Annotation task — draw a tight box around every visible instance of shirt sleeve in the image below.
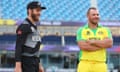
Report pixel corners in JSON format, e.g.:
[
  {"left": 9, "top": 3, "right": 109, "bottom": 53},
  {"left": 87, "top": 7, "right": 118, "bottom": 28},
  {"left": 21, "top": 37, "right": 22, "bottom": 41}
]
[
  {"left": 15, "top": 24, "right": 32, "bottom": 62},
  {"left": 76, "top": 27, "right": 84, "bottom": 41},
  {"left": 106, "top": 27, "right": 112, "bottom": 39}
]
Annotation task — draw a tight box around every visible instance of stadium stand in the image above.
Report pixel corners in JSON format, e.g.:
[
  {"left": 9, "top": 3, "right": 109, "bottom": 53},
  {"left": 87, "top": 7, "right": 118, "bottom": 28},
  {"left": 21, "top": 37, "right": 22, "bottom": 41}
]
[
  {"left": 5, "top": 19, "right": 16, "bottom": 25},
  {"left": 1, "top": 0, "right": 90, "bottom": 21},
  {"left": 0, "top": 19, "right": 4, "bottom": 25},
  {"left": 1, "top": 0, "right": 120, "bottom": 21},
  {"left": 97, "top": 0, "right": 120, "bottom": 21}
]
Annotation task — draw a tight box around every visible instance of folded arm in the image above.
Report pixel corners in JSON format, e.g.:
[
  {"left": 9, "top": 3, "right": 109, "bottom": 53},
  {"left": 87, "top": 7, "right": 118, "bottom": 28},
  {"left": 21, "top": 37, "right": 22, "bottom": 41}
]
[
  {"left": 87, "top": 38, "right": 113, "bottom": 48},
  {"left": 77, "top": 40, "right": 101, "bottom": 51}
]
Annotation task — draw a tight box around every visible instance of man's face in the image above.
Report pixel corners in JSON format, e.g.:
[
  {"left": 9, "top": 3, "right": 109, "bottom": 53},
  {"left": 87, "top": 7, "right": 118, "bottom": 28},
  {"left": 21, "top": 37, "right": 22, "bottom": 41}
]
[
  {"left": 87, "top": 9, "right": 100, "bottom": 25},
  {"left": 29, "top": 8, "right": 41, "bottom": 21}
]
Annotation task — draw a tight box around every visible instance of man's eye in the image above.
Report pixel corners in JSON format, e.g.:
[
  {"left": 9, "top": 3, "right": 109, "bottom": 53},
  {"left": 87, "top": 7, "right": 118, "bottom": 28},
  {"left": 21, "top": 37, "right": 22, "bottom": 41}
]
[{"left": 97, "top": 14, "right": 99, "bottom": 16}]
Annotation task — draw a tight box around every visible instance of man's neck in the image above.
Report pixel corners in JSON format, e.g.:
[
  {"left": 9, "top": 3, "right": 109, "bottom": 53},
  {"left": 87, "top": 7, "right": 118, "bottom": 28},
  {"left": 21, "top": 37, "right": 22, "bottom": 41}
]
[
  {"left": 88, "top": 22, "right": 98, "bottom": 29},
  {"left": 27, "top": 16, "right": 35, "bottom": 24}
]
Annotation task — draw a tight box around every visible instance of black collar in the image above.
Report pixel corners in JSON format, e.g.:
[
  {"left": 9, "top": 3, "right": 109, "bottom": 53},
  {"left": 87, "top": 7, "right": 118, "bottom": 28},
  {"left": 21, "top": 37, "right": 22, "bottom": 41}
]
[{"left": 26, "top": 18, "right": 37, "bottom": 29}]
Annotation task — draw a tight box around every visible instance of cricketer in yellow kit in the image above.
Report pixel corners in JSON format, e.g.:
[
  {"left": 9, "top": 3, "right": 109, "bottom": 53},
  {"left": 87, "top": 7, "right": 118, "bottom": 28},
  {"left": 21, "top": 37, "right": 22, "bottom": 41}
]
[{"left": 76, "top": 7, "right": 113, "bottom": 72}]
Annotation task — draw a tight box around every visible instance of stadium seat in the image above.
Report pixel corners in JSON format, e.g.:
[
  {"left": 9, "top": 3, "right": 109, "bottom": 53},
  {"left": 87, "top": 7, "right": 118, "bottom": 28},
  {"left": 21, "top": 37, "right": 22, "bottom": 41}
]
[
  {"left": 5, "top": 19, "right": 16, "bottom": 25},
  {"left": 0, "top": 0, "right": 120, "bottom": 21},
  {"left": 0, "top": 19, "right": 4, "bottom": 25},
  {"left": 0, "top": 0, "right": 90, "bottom": 21},
  {"left": 97, "top": 0, "right": 120, "bottom": 21}
]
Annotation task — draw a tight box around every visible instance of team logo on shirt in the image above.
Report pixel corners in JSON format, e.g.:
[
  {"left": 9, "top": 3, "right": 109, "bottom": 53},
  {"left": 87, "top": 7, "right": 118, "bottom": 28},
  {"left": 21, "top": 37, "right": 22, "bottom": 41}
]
[
  {"left": 82, "top": 29, "right": 94, "bottom": 40},
  {"left": 98, "top": 31, "right": 103, "bottom": 35},
  {"left": 86, "top": 31, "right": 91, "bottom": 35}
]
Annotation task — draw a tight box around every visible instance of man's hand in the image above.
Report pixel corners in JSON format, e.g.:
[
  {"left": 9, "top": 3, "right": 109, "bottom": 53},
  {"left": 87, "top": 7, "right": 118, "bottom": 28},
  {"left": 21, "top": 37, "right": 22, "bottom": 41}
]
[
  {"left": 86, "top": 40, "right": 96, "bottom": 45},
  {"left": 39, "top": 64, "right": 44, "bottom": 72},
  {"left": 14, "top": 62, "right": 22, "bottom": 72},
  {"left": 15, "top": 67, "right": 22, "bottom": 72}
]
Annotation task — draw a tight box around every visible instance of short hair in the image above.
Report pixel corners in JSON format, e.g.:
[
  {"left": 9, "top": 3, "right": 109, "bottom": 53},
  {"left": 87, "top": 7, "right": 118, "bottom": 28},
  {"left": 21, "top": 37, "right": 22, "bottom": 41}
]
[{"left": 87, "top": 7, "right": 97, "bottom": 15}]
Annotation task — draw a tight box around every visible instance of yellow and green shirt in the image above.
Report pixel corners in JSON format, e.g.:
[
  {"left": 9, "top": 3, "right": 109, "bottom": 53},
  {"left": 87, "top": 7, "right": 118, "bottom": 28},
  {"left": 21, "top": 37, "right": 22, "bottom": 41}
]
[{"left": 76, "top": 24, "right": 112, "bottom": 62}]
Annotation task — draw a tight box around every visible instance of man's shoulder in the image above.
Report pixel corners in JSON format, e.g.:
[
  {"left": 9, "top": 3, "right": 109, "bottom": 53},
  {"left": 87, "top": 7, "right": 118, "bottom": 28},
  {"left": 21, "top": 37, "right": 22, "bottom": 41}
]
[
  {"left": 76, "top": 26, "right": 85, "bottom": 35},
  {"left": 18, "top": 20, "right": 30, "bottom": 29},
  {"left": 17, "top": 24, "right": 30, "bottom": 31},
  {"left": 16, "top": 20, "right": 32, "bottom": 33},
  {"left": 100, "top": 26, "right": 111, "bottom": 31},
  {"left": 77, "top": 25, "right": 86, "bottom": 31},
  {"left": 77, "top": 27, "right": 83, "bottom": 32},
  {"left": 22, "top": 20, "right": 29, "bottom": 25}
]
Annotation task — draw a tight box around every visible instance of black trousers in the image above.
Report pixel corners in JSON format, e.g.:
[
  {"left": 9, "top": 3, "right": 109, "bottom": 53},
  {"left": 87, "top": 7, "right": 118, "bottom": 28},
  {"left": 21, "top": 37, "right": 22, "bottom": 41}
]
[{"left": 21, "top": 56, "right": 39, "bottom": 72}]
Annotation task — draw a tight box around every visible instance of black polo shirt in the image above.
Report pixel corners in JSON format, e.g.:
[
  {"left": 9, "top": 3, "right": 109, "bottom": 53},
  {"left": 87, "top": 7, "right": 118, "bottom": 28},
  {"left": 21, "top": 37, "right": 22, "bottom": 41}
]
[{"left": 15, "top": 18, "right": 41, "bottom": 62}]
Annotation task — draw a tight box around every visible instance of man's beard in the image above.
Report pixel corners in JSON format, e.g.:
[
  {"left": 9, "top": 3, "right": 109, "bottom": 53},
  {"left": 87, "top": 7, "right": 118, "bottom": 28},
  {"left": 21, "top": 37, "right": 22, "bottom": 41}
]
[
  {"left": 31, "top": 14, "right": 39, "bottom": 22},
  {"left": 91, "top": 21, "right": 98, "bottom": 25},
  {"left": 90, "top": 20, "right": 99, "bottom": 25}
]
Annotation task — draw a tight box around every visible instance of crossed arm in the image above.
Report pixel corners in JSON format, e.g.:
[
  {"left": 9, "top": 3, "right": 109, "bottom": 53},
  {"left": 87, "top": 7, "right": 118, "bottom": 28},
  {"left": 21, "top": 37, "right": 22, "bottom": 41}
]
[
  {"left": 87, "top": 38, "right": 113, "bottom": 48},
  {"left": 77, "top": 38, "right": 113, "bottom": 52}
]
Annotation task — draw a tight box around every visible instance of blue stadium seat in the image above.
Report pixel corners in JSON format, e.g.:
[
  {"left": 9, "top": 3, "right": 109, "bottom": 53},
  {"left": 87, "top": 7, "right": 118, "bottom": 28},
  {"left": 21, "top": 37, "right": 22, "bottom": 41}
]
[
  {"left": 0, "top": 0, "right": 90, "bottom": 21},
  {"left": 1, "top": 0, "right": 120, "bottom": 21},
  {"left": 97, "top": 0, "right": 120, "bottom": 21}
]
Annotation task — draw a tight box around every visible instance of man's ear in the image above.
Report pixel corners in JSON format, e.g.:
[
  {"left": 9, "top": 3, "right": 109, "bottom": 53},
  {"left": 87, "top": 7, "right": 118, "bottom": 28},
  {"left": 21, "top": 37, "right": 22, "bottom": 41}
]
[{"left": 28, "top": 9, "right": 32, "bottom": 16}]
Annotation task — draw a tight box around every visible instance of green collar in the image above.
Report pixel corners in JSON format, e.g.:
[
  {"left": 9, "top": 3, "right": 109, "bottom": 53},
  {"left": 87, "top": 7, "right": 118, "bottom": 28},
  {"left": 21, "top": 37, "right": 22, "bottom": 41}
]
[{"left": 84, "top": 24, "right": 102, "bottom": 29}]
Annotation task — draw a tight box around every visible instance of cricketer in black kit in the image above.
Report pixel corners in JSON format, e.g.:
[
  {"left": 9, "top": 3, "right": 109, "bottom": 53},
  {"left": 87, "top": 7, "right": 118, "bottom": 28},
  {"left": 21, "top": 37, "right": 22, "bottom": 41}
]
[{"left": 15, "top": 1, "right": 46, "bottom": 72}]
